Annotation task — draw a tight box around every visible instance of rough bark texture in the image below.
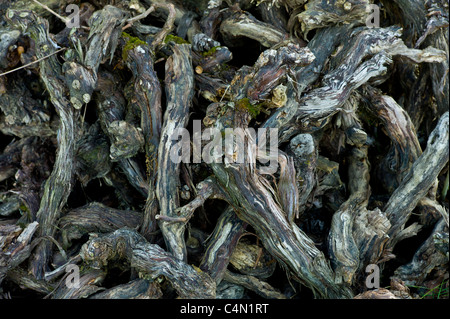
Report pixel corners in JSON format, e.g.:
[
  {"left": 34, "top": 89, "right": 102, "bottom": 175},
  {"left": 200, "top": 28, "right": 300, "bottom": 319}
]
[
  {"left": 156, "top": 44, "right": 194, "bottom": 261},
  {"left": 0, "top": 0, "right": 448, "bottom": 300}
]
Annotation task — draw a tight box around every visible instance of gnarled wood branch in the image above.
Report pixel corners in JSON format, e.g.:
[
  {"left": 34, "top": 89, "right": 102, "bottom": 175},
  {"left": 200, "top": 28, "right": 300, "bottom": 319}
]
[
  {"left": 6, "top": 9, "right": 79, "bottom": 279},
  {"left": 80, "top": 228, "right": 216, "bottom": 298},
  {"left": 156, "top": 44, "right": 194, "bottom": 261}
]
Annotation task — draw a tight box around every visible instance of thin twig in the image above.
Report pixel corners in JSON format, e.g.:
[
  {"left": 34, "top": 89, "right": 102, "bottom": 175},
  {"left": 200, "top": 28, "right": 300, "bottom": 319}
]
[
  {"left": 31, "top": 0, "right": 89, "bottom": 30},
  {"left": 155, "top": 214, "right": 188, "bottom": 223},
  {"left": 0, "top": 47, "right": 66, "bottom": 77},
  {"left": 125, "top": 4, "right": 157, "bottom": 25},
  {"left": 32, "top": 0, "right": 68, "bottom": 24},
  {"left": 219, "top": 84, "right": 231, "bottom": 102}
]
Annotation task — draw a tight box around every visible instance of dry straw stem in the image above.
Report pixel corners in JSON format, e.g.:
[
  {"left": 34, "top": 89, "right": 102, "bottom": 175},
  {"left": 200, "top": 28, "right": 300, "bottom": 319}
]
[{"left": 0, "top": 48, "right": 66, "bottom": 77}]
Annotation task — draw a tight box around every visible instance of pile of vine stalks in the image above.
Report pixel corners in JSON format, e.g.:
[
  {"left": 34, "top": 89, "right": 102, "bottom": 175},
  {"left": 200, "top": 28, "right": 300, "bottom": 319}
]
[{"left": 0, "top": 0, "right": 448, "bottom": 299}]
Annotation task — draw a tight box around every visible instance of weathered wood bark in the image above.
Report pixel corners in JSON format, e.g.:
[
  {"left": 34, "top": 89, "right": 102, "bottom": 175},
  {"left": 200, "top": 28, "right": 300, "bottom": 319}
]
[
  {"left": 6, "top": 267, "right": 54, "bottom": 295},
  {"left": 291, "top": 0, "right": 372, "bottom": 40},
  {"left": 0, "top": 75, "right": 55, "bottom": 138},
  {"left": 196, "top": 41, "right": 352, "bottom": 298},
  {"left": 59, "top": 202, "right": 143, "bottom": 246},
  {"left": 286, "top": 133, "right": 317, "bottom": 219},
  {"left": 1, "top": 0, "right": 448, "bottom": 300},
  {"left": 363, "top": 85, "right": 422, "bottom": 193},
  {"left": 392, "top": 218, "right": 448, "bottom": 286},
  {"left": 13, "top": 136, "right": 56, "bottom": 223},
  {"left": 85, "top": 5, "right": 128, "bottom": 70},
  {"left": 328, "top": 145, "right": 370, "bottom": 285},
  {"left": 6, "top": 10, "right": 79, "bottom": 280},
  {"left": 74, "top": 123, "right": 112, "bottom": 186},
  {"left": 80, "top": 228, "right": 216, "bottom": 298},
  {"left": 220, "top": 5, "right": 289, "bottom": 47},
  {"left": 258, "top": 1, "right": 290, "bottom": 34},
  {"left": 156, "top": 44, "right": 194, "bottom": 261},
  {"left": 210, "top": 155, "right": 353, "bottom": 298},
  {"left": 94, "top": 70, "right": 149, "bottom": 196},
  {"left": 123, "top": 40, "right": 162, "bottom": 240},
  {"left": 384, "top": 112, "right": 449, "bottom": 248},
  {"left": 262, "top": 26, "right": 446, "bottom": 143},
  {"left": 423, "top": 1, "right": 449, "bottom": 118},
  {"left": 169, "top": 176, "right": 230, "bottom": 223},
  {"left": 353, "top": 114, "right": 449, "bottom": 276},
  {"left": 200, "top": 207, "right": 246, "bottom": 283},
  {"left": 361, "top": 84, "right": 446, "bottom": 243},
  {"left": 223, "top": 270, "right": 286, "bottom": 299},
  {"left": 50, "top": 268, "right": 106, "bottom": 299},
  {"left": 0, "top": 222, "right": 38, "bottom": 285},
  {"left": 0, "top": 137, "right": 35, "bottom": 183},
  {"left": 381, "top": 0, "right": 449, "bottom": 127},
  {"left": 229, "top": 239, "right": 276, "bottom": 278},
  {"left": 0, "top": 195, "right": 21, "bottom": 218},
  {"left": 89, "top": 278, "right": 163, "bottom": 299},
  {"left": 354, "top": 288, "right": 399, "bottom": 299}
]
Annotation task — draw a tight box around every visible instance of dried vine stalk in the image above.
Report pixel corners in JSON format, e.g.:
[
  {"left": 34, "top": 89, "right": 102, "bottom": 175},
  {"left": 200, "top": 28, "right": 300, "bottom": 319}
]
[
  {"left": 6, "top": 9, "right": 79, "bottom": 279},
  {"left": 327, "top": 146, "right": 370, "bottom": 285},
  {"left": 188, "top": 41, "right": 353, "bottom": 298},
  {"left": 0, "top": 0, "right": 448, "bottom": 300},
  {"left": 220, "top": 5, "right": 289, "bottom": 47},
  {"left": 286, "top": 133, "right": 317, "bottom": 219},
  {"left": 223, "top": 270, "right": 286, "bottom": 299},
  {"left": 363, "top": 85, "right": 422, "bottom": 193},
  {"left": 262, "top": 26, "right": 446, "bottom": 143},
  {"left": 0, "top": 222, "right": 38, "bottom": 285},
  {"left": 123, "top": 41, "right": 162, "bottom": 240},
  {"left": 384, "top": 112, "right": 449, "bottom": 248},
  {"left": 350, "top": 113, "right": 449, "bottom": 277},
  {"left": 209, "top": 143, "right": 353, "bottom": 298},
  {"left": 50, "top": 268, "right": 105, "bottom": 299},
  {"left": 392, "top": 218, "right": 448, "bottom": 286},
  {"left": 200, "top": 207, "right": 246, "bottom": 283},
  {"left": 155, "top": 44, "right": 194, "bottom": 261},
  {"left": 291, "top": 0, "right": 372, "bottom": 39},
  {"left": 59, "top": 202, "right": 143, "bottom": 246},
  {"left": 94, "top": 70, "right": 149, "bottom": 196},
  {"left": 80, "top": 228, "right": 216, "bottom": 298},
  {"left": 89, "top": 278, "right": 163, "bottom": 299}
]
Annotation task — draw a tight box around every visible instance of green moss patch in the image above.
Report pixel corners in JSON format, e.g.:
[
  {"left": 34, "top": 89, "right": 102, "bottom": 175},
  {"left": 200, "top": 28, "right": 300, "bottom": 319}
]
[{"left": 122, "top": 32, "right": 148, "bottom": 60}]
